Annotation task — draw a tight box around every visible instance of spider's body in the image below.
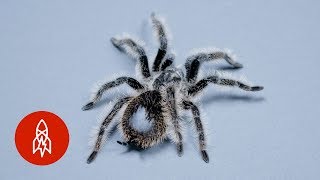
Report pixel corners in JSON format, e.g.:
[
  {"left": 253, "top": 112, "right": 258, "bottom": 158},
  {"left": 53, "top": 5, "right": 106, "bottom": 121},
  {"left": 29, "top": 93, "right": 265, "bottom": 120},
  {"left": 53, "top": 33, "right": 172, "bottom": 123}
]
[{"left": 83, "top": 13, "right": 263, "bottom": 164}]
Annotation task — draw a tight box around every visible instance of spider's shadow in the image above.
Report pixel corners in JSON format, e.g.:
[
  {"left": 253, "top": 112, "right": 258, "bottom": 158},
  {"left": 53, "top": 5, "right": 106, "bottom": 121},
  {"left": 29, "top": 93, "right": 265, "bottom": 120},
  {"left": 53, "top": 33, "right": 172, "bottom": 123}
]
[
  {"left": 216, "top": 65, "right": 243, "bottom": 71},
  {"left": 119, "top": 139, "right": 173, "bottom": 161},
  {"left": 202, "top": 93, "right": 265, "bottom": 105}
]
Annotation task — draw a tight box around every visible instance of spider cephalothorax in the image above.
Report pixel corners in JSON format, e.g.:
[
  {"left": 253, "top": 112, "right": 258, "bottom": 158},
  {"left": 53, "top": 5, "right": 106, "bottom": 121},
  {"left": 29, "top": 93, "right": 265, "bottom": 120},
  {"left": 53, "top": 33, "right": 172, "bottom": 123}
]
[{"left": 83, "top": 13, "right": 263, "bottom": 164}]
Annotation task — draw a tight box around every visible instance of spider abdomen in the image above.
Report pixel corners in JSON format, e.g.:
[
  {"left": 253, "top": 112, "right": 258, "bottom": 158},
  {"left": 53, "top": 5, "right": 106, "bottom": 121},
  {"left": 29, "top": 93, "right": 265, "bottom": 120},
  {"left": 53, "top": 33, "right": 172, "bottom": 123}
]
[{"left": 120, "top": 90, "right": 167, "bottom": 149}]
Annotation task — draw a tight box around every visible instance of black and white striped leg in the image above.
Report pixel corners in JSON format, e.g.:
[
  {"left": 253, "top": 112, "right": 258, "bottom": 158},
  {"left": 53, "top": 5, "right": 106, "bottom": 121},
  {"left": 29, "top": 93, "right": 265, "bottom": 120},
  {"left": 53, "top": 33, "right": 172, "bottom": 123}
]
[
  {"left": 187, "top": 76, "right": 264, "bottom": 96},
  {"left": 166, "top": 86, "right": 183, "bottom": 156},
  {"left": 182, "top": 100, "right": 209, "bottom": 163},
  {"left": 87, "top": 96, "right": 133, "bottom": 164},
  {"left": 160, "top": 58, "right": 173, "bottom": 71},
  {"left": 82, "top": 77, "right": 144, "bottom": 111},
  {"left": 111, "top": 37, "right": 151, "bottom": 78},
  {"left": 185, "top": 51, "right": 243, "bottom": 83},
  {"left": 151, "top": 13, "right": 168, "bottom": 72},
  {"left": 160, "top": 53, "right": 174, "bottom": 71}
]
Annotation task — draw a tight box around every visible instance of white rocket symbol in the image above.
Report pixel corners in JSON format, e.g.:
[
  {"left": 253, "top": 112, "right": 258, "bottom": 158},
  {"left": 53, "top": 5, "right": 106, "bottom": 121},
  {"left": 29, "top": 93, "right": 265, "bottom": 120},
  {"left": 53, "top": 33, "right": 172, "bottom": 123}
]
[{"left": 32, "top": 119, "right": 52, "bottom": 157}]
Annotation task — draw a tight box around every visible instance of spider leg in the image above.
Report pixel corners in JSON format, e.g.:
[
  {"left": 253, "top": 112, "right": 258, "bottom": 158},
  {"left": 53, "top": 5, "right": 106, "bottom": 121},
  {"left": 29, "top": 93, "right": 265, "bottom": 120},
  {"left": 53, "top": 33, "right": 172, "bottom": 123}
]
[
  {"left": 185, "top": 50, "right": 243, "bottom": 83},
  {"left": 120, "top": 90, "right": 167, "bottom": 149},
  {"left": 160, "top": 53, "right": 174, "bottom": 71},
  {"left": 87, "top": 96, "right": 133, "bottom": 164},
  {"left": 151, "top": 13, "right": 169, "bottom": 72},
  {"left": 166, "top": 86, "right": 183, "bottom": 156},
  {"left": 187, "top": 75, "right": 264, "bottom": 96},
  {"left": 82, "top": 77, "right": 144, "bottom": 111},
  {"left": 111, "top": 37, "right": 151, "bottom": 78},
  {"left": 182, "top": 100, "right": 209, "bottom": 163}
]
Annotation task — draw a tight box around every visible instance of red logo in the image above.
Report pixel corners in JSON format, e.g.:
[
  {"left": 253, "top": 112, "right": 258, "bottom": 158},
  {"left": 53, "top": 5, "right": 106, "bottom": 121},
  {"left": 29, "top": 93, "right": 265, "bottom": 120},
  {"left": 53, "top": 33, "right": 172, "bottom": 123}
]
[{"left": 15, "top": 111, "right": 69, "bottom": 165}]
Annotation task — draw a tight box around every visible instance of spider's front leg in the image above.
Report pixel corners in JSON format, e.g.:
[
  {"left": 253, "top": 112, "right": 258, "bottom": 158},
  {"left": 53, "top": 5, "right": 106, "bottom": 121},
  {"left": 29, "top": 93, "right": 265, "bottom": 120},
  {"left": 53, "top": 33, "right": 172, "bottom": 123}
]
[
  {"left": 151, "top": 13, "right": 169, "bottom": 72},
  {"left": 187, "top": 75, "right": 264, "bottom": 97},
  {"left": 87, "top": 96, "right": 133, "bottom": 164},
  {"left": 166, "top": 86, "right": 184, "bottom": 156},
  {"left": 182, "top": 100, "right": 209, "bottom": 163},
  {"left": 82, "top": 77, "right": 144, "bottom": 111},
  {"left": 111, "top": 37, "right": 151, "bottom": 78},
  {"left": 185, "top": 50, "right": 243, "bottom": 83}
]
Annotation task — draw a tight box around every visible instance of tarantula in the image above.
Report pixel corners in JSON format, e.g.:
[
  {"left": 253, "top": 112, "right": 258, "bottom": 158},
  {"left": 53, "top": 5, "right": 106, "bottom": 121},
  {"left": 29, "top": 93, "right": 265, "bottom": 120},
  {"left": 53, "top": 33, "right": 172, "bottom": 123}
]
[{"left": 82, "top": 13, "right": 263, "bottom": 164}]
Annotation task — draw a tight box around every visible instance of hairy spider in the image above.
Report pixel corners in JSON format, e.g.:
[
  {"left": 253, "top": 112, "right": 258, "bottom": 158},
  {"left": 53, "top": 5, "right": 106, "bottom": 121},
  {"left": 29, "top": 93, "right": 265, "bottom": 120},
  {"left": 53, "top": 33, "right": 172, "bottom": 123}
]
[{"left": 82, "top": 13, "right": 263, "bottom": 164}]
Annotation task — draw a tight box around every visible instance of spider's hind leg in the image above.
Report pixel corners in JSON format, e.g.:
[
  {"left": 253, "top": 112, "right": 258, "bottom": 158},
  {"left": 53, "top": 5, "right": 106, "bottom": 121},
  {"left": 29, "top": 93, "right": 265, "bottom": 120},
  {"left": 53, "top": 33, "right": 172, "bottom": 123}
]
[
  {"left": 165, "top": 86, "right": 184, "bottom": 157},
  {"left": 87, "top": 96, "right": 133, "bottom": 164},
  {"left": 182, "top": 100, "right": 209, "bottom": 163}
]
